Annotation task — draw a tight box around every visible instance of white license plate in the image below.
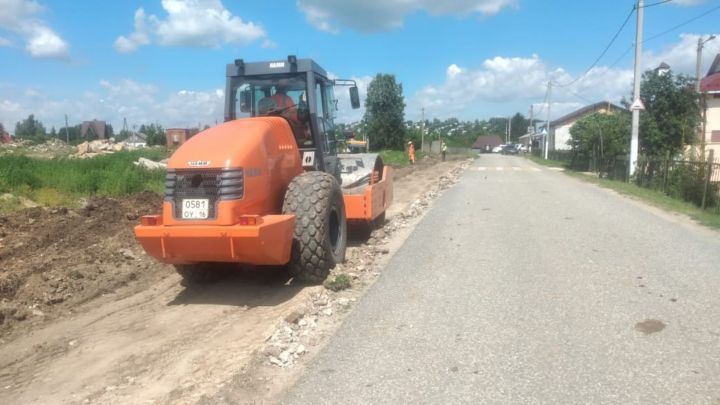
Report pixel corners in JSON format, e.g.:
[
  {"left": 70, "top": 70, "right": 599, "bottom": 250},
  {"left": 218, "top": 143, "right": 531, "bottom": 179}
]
[{"left": 181, "top": 199, "right": 209, "bottom": 219}]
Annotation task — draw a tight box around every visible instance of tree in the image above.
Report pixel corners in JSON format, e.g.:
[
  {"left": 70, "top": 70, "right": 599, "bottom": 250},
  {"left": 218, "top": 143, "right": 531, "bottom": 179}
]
[
  {"left": 141, "top": 124, "right": 166, "bottom": 146},
  {"left": 363, "top": 74, "right": 406, "bottom": 150},
  {"left": 14, "top": 114, "right": 47, "bottom": 139},
  {"left": 570, "top": 111, "right": 631, "bottom": 172},
  {"left": 638, "top": 69, "right": 699, "bottom": 156},
  {"left": 510, "top": 113, "right": 529, "bottom": 142},
  {"left": 488, "top": 117, "right": 508, "bottom": 138},
  {"left": 58, "top": 125, "right": 82, "bottom": 142}
]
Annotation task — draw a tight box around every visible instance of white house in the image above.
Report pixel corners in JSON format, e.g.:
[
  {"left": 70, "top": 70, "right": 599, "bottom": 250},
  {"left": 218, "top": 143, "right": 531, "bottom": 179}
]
[
  {"left": 701, "top": 54, "right": 720, "bottom": 160},
  {"left": 547, "top": 102, "right": 626, "bottom": 151}
]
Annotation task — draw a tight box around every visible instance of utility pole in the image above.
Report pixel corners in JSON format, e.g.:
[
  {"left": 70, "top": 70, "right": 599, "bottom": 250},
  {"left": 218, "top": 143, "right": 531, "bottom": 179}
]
[
  {"left": 421, "top": 107, "right": 425, "bottom": 153},
  {"left": 629, "top": 0, "right": 645, "bottom": 178},
  {"left": 509, "top": 116, "right": 512, "bottom": 144},
  {"left": 696, "top": 36, "right": 716, "bottom": 92},
  {"left": 544, "top": 81, "right": 552, "bottom": 160},
  {"left": 529, "top": 104, "right": 534, "bottom": 153},
  {"left": 696, "top": 35, "right": 716, "bottom": 152},
  {"left": 506, "top": 117, "right": 509, "bottom": 144},
  {"left": 64, "top": 114, "right": 69, "bottom": 144}
]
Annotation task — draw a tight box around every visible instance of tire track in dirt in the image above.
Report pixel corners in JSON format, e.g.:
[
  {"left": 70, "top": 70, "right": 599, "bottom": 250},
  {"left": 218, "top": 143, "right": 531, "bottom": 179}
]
[{"left": 0, "top": 157, "right": 471, "bottom": 405}]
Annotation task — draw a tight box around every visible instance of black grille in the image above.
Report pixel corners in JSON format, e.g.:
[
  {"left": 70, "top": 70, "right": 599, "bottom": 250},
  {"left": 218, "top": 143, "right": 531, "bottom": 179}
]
[{"left": 165, "top": 168, "right": 244, "bottom": 220}]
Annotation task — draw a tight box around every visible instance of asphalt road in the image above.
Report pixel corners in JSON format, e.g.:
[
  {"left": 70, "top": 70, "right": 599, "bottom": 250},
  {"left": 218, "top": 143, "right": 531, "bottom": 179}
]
[{"left": 284, "top": 154, "right": 720, "bottom": 404}]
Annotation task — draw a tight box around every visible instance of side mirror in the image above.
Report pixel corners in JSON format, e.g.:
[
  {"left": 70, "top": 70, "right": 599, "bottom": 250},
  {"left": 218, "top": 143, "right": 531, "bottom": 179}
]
[
  {"left": 349, "top": 86, "right": 360, "bottom": 109},
  {"left": 239, "top": 90, "right": 252, "bottom": 113}
]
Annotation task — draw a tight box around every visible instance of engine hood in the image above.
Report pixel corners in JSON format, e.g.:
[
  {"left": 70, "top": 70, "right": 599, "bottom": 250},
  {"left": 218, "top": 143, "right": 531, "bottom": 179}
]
[{"left": 167, "top": 117, "right": 294, "bottom": 170}]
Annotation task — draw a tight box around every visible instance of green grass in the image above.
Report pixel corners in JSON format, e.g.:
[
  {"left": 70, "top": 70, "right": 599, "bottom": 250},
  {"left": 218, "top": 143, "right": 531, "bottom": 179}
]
[
  {"left": 323, "top": 274, "right": 352, "bottom": 292},
  {"left": 526, "top": 154, "right": 567, "bottom": 169},
  {"left": 0, "top": 150, "right": 169, "bottom": 209},
  {"left": 567, "top": 172, "right": 720, "bottom": 230},
  {"left": 379, "top": 149, "right": 423, "bottom": 166}
]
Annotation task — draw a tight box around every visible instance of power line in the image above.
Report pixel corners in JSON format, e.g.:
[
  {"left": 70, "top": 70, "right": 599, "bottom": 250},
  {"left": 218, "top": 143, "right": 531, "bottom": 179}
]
[
  {"left": 644, "top": 4, "right": 720, "bottom": 43},
  {"left": 554, "top": 5, "right": 636, "bottom": 87},
  {"left": 641, "top": 0, "right": 673, "bottom": 8},
  {"left": 605, "top": 2, "right": 719, "bottom": 70},
  {"left": 534, "top": 84, "right": 550, "bottom": 116},
  {"left": 555, "top": 85, "right": 596, "bottom": 105}
]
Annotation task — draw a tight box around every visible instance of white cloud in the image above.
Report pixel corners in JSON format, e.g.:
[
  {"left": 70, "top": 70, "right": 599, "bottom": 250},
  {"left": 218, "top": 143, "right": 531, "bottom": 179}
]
[
  {"left": 24, "top": 24, "right": 69, "bottom": 58},
  {"left": 328, "top": 73, "right": 373, "bottom": 123},
  {"left": 644, "top": 33, "right": 720, "bottom": 77},
  {"left": 114, "top": 8, "right": 151, "bottom": 54},
  {"left": 0, "top": 37, "right": 12, "bottom": 47},
  {"left": 406, "top": 31, "right": 720, "bottom": 121},
  {"left": 115, "top": 0, "right": 267, "bottom": 53},
  {"left": 0, "top": 79, "right": 225, "bottom": 132},
  {"left": 408, "top": 54, "right": 634, "bottom": 120},
  {"left": 0, "top": 0, "right": 69, "bottom": 59},
  {"left": 297, "top": 0, "right": 516, "bottom": 33},
  {"left": 670, "top": 0, "right": 706, "bottom": 5}
]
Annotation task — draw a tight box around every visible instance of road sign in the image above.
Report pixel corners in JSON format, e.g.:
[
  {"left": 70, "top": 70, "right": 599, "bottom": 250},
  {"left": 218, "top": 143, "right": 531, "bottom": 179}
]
[{"left": 630, "top": 98, "right": 645, "bottom": 111}]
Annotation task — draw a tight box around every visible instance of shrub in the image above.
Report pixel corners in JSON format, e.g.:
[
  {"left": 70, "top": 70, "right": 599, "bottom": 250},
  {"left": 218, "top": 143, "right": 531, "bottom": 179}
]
[{"left": 323, "top": 274, "right": 352, "bottom": 292}]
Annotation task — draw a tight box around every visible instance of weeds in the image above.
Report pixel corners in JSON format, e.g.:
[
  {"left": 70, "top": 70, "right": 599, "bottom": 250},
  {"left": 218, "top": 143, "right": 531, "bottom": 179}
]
[
  {"left": 323, "top": 274, "right": 352, "bottom": 292},
  {"left": 0, "top": 150, "right": 167, "bottom": 208}
]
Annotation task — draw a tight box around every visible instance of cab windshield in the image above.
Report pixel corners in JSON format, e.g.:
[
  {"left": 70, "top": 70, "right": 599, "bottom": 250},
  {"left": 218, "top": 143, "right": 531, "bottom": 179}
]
[{"left": 231, "top": 74, "right": 313, "bottom": 146}]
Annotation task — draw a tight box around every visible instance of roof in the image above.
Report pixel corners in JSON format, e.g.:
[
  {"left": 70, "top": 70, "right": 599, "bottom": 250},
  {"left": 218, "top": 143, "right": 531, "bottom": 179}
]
[
  {"left": 550, "top": 101, "right": 626, "bottom": 127},
  {"left": 80, "top": 120, "right": 107, "bottom": 139},
  {"left": 471, "top": 135, "right": 503, "bottom": 149},
  {"left": 701, "top": 54, "right": 720, "bottom": 93},
  {"left": 226, "top": 57, "right": 329, "bottom": 79}
]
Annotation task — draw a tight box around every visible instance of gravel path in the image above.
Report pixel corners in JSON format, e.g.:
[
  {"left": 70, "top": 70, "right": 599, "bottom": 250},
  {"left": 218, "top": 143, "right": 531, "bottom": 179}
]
[{"left": 284, "top": 154, "right": 720, "bottom": 404}]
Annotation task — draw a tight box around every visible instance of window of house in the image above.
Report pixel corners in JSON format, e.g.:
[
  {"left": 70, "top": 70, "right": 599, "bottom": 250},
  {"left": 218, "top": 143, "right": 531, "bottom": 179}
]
[{"left": 711, "top": 130, "right": 720, "bottom": 143}]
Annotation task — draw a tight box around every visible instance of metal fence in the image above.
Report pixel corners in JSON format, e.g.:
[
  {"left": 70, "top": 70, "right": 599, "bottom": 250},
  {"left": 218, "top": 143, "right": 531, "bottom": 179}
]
[
  {"left": 530, "top": 148, "right": 720, "bottom": 212},
  {"left": 634, "top": 151, "right": 720, "bottom": 212}
]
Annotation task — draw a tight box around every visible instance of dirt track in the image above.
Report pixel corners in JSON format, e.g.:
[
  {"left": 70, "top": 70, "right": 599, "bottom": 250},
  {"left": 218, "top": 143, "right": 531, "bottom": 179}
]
[{"left": 0, "top": 157, "right": 468, "bottom": 405}]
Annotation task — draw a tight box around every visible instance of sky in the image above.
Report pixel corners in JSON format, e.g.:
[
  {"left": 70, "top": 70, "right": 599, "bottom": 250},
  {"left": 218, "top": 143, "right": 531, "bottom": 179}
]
[{"left": 1, "top": 0, "right": 720, "bottom": 132}]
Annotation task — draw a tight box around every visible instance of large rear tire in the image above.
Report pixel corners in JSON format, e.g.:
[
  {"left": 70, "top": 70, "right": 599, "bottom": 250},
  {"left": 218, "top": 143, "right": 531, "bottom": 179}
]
[{"left": 282, "top": 171, "right": 347, "bottom": 283}]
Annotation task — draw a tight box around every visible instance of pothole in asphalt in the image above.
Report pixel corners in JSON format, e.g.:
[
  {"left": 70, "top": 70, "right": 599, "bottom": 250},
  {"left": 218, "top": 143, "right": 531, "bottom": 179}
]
[{"left": 635, "top": 319, "right": 666, "bottom": 335}]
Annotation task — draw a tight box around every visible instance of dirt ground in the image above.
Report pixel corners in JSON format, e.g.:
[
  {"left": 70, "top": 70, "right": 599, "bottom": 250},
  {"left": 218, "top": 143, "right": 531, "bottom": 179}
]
[{"left": 0, "top": 156, "right": 471, "bottom": 405}]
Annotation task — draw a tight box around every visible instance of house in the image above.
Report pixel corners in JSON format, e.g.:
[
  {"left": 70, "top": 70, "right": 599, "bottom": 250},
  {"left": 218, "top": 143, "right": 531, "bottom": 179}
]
[
  {"left": 1, "top": 125, "right": 10, "bottom": 144},
  {"left": 547, "top": 101, "right": 626, "bottom": 151},
  {"left": 123, "top": 132, "right": 147, "bottom": 148},
  {"left": 701, "top": 53, "right": 720, "bottom": 159},
  {"left": 165, "top": 128, "right": 199, "bottom": 147},
  {"left": 80, "top": 120, "right": 107, "bottom": 139},
  {"left": 471, "top": 135, "right": 503, "bottom": 152}
]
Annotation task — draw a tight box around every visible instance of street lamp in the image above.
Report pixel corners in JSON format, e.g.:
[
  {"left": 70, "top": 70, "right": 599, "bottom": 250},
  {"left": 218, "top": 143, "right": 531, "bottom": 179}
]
[{"left": 696, "top": 35, "right": 716, "bottom": 92}]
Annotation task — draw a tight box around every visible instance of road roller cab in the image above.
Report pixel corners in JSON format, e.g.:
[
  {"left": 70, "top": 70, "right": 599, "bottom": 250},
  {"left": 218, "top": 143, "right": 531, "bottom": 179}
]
[{"left": 134, "top": 56, "right": 393, "bottom": 284}]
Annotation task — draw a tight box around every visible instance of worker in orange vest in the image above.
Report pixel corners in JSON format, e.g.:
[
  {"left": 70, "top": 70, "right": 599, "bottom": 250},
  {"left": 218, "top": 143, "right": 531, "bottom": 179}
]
[{"left": 408, "top": 141, "right": 415, "bottom": 165}]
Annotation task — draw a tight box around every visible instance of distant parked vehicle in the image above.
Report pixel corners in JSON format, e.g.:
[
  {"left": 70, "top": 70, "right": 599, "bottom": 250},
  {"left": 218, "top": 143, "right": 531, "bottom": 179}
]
[
  {"left": 492, "top": 144, "right": 505, "bottom": 153},
  {"left": 501, "top": 144, "right": 519, "bottom": 155}
]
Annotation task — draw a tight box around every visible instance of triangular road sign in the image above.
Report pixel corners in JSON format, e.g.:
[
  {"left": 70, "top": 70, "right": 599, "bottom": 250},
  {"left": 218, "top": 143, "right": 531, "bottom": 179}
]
[{"left": 630, "top": 98, "right": 645, "bottom": 111}]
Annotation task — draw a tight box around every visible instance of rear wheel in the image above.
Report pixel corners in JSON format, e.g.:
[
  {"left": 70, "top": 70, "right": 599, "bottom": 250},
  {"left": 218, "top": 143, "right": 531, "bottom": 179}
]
[{"left": 282, "top": 171, "right": 347, "bottom": 283}]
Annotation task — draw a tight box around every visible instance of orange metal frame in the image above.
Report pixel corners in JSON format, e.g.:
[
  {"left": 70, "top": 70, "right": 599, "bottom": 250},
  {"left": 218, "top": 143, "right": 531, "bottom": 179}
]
[
  {"left": 343, "top": 166, "right": 394, "bottom": 222},
  {"left": 134, "top": 214, "right": 295, "bottom": 265}
]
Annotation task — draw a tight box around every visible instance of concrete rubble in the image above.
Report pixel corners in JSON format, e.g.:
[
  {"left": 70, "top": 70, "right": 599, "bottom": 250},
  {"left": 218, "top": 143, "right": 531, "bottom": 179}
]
[
  {"left": 133, "top": 157, "right": 168, "bottom": 170},
  {"left": 261, "top": 159, "right": 471, "bottom": 368},
  {"left": 76, "top": 139, "right": 127, "bottom": 158}
]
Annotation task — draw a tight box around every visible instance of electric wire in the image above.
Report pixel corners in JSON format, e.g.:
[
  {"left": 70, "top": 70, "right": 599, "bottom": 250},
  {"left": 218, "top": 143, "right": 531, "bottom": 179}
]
[
  {"left": 641, "top": 0, "right": 673, "bottom": 8},
  {"left": 643, "top": 3, "right": 720, "bottom": 43},
  {"left": 553, "top": 5, "right": 636, "bottom": 87}
]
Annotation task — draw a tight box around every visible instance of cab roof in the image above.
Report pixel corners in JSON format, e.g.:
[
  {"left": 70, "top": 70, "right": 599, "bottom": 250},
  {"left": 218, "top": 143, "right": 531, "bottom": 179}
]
[{"left": 226, "top": 57, "right": 328, "bottom": 79}]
